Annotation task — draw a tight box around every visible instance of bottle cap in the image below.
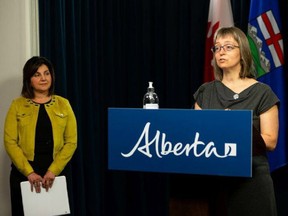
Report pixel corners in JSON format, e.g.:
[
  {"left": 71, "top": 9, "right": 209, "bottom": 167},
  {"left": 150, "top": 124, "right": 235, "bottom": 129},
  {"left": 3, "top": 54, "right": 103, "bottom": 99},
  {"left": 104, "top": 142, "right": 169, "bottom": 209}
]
[{"left": 148, "top": 81, "right": 153, "bottom": 88}]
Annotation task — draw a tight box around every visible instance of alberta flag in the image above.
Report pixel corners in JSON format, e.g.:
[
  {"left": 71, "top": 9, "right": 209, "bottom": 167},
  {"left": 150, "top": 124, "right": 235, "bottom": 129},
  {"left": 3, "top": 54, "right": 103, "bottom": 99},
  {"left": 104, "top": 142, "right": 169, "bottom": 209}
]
[
  {"left": 203, "top": 0, "right": 234, "bottom": 82},
  {"left": 248, "top": 0, "right": 287, "bottom": 171}
]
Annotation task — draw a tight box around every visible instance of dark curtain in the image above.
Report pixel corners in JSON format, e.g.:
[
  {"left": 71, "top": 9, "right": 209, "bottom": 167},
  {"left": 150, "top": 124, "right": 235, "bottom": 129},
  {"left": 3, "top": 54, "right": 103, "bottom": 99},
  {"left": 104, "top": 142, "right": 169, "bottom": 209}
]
[{"left": 38, "top": 0, "right": 288, "bottom": 215}]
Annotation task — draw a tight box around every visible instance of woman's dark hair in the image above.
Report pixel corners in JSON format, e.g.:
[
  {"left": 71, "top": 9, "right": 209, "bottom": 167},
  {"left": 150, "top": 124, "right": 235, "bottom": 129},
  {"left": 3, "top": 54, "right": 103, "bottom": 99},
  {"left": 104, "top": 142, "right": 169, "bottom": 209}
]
[{"left": 21, "top": 56, "right": 55, "bottom": 98}]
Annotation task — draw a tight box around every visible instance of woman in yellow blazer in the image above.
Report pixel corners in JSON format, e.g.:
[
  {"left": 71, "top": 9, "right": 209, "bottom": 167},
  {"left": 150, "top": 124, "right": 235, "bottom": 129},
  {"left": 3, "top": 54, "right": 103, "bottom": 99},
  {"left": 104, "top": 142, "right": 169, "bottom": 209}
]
[{"left": 4, "top": 56, "right": 77, "bottom": 216}]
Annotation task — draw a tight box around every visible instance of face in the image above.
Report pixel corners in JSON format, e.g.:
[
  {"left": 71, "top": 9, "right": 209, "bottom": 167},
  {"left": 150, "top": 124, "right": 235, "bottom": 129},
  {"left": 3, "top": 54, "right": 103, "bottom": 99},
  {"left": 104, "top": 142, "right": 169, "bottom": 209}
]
[
  {"left": 30, "top": 64, "right": 52, "bottom": 94},
  {"left": 214, "top": 35, "right": 241, "bottom": 72}
]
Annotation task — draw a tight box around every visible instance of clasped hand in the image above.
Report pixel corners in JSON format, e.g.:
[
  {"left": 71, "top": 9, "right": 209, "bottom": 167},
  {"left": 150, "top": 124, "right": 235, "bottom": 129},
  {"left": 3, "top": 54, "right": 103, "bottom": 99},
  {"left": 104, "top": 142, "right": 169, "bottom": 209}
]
[{"left": 28, "top": 171, "right": 55, "bottom": 193}]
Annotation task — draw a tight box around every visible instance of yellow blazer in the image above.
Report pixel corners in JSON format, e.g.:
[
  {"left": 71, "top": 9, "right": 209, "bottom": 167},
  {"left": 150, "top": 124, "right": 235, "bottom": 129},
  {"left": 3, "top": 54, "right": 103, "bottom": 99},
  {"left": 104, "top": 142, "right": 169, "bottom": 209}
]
[{"left": 4, "top": 95, "right": 77, "bottom": 176}]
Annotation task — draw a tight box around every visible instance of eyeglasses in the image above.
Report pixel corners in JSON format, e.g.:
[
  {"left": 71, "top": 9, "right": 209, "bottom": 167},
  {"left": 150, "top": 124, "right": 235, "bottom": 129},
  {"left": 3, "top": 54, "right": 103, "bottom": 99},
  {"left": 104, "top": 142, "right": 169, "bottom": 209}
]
[{"left": 211, "top": 44, "right": 239, "bottom": 53}]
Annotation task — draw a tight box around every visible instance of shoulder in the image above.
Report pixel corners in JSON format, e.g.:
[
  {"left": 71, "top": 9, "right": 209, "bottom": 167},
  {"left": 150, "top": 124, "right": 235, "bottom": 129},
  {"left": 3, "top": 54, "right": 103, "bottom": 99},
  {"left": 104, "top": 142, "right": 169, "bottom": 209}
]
[
  {"left": 196, "top": 80, "right": 219, "bottom": 92},
  {"left": 193, "top": 80, "right": 218, "bottom": 102},
  {"left": 13, "top": 96, "right": 27, "bottom": 102},
  {"left": 255, "top": 81, "right": 273, "bottom": 90},
  {"left": 254, "top": 82, "right": 277, "bottom": 96},
  {"left": 53, "top": 95, "right": 70, "bottom": 103},
  {"left": 53, "top": 95, "right": 67, "bottom": 100},
  {"left": 10, "top": 96, "right": 29, "bottom": 105},
  {"left": 52, "top": 95, "right": 73, "bottom": 109}
]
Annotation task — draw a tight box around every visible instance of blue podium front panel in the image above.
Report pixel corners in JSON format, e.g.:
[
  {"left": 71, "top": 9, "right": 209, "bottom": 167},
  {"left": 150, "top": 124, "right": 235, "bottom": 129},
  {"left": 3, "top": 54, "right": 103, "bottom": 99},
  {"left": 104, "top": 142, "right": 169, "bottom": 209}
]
[{"left": 108, "top": 108, "right": 252, "bottom": 177}]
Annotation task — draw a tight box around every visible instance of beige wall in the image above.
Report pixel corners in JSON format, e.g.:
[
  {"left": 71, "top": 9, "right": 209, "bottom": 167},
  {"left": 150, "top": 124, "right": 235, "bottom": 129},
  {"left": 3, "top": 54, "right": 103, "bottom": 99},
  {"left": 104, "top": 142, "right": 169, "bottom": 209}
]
[{"left": 0, "top": 0, "right": 39, "bottom": 215}]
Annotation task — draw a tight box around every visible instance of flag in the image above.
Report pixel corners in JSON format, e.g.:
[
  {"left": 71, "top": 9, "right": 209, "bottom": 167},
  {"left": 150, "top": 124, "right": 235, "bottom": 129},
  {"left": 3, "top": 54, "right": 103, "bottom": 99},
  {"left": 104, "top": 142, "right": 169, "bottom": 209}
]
[
  {"left": 248, "top": 0, "right": 287, "bottom": 171},
  {"left": 203, "top": 0, "right": 234, "bottom": 82}
]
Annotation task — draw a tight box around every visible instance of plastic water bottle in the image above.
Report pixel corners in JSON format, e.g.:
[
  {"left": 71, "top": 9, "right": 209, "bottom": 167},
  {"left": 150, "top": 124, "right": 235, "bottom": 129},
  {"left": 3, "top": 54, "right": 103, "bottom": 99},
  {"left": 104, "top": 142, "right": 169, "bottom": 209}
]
[{"left": 143, "top": 81, "right": 159, "bottom": 109}]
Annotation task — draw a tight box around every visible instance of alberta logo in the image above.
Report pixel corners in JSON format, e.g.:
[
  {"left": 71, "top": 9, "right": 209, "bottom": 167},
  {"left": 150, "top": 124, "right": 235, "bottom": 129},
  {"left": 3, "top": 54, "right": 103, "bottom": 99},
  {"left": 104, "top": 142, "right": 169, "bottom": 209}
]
[{"left": 121, "top": 122, "right": 237, "bottom": 159}]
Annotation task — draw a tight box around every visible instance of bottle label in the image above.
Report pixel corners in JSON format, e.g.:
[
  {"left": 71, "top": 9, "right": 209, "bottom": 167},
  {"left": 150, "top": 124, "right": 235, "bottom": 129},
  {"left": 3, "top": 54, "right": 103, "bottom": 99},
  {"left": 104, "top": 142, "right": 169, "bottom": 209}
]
[{"left": 143, "top": 104, "right": 159, "bottom": 109}]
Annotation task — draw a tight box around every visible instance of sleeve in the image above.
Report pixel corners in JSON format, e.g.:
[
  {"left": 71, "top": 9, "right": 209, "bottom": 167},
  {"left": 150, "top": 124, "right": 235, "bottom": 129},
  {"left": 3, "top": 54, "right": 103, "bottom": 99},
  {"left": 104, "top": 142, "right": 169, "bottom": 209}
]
[
  {"left": 193, "top": 82, "right": 209, "bottom": 107},
  {"left": 4, "top": 100, "right": 34, "bottom": 176},
  {"left": 257, "top": 83, "right": 280, "bottom": 115},
  {"left": 48, "top": 99, "right": 77, "bottom": 175}
]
